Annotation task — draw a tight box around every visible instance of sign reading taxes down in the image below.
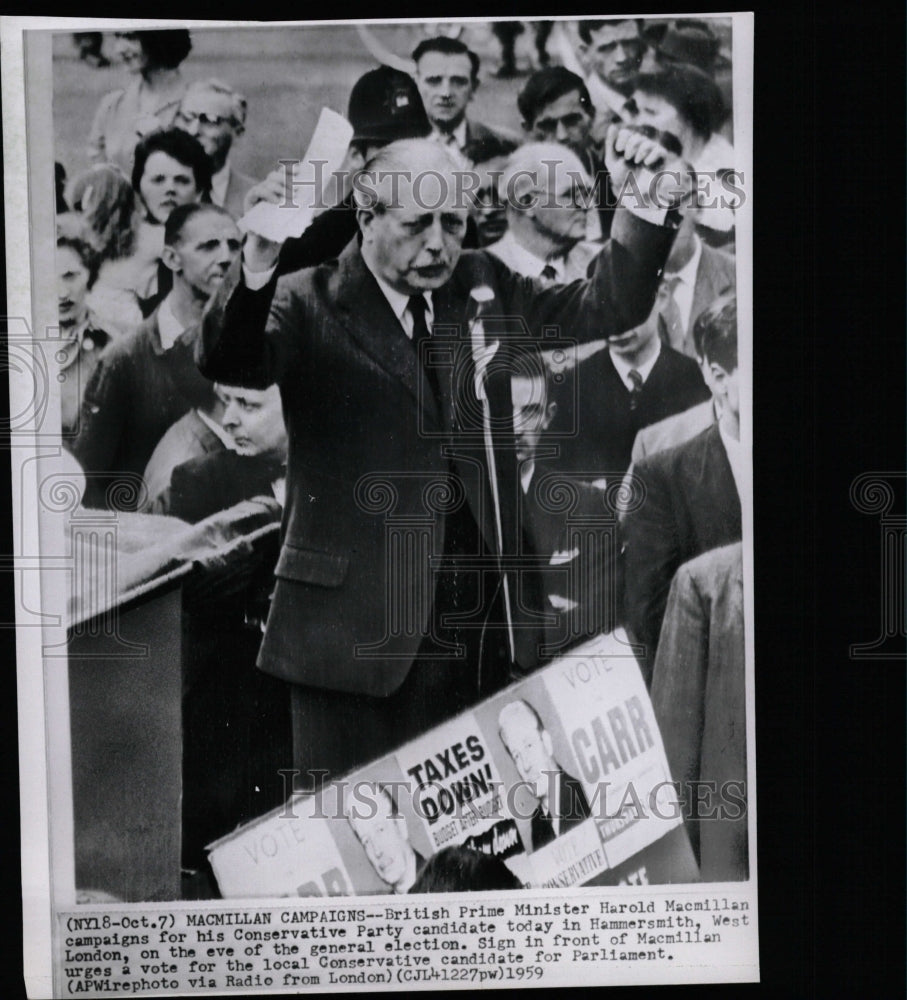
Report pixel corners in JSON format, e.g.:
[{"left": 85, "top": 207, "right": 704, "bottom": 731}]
[{"left": 208, "top": 632, "right": 697, "bottom": 896}]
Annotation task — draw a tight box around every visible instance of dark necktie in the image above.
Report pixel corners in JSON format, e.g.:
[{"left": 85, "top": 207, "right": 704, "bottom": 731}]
[
  {"left": 533, "top": 804, "right": 556, "bottom": 849},
  {"left": 628, "top": 368, "right": 644, "bottom": 411},
  {"left": 407, "top": 294, "right": 441, "bottom": 403},
  {"left": 539, "top": 263, "right": 559, "bottom": 287}
]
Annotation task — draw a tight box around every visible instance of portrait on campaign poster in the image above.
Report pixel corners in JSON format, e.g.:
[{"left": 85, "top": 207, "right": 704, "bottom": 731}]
[{"left": 3, "top": 13, "right": 756, "bottom": 996}]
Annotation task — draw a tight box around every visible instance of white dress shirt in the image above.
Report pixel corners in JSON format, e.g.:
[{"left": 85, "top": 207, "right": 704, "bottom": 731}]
[
  {"left": 718, "top": 423, "right": 745, "bottom": 500},
  {"left": 368, "top": 272, "right": 433, "bottom": 338},
  {"left": 663, "top": 234, "right": 702, "bottom": 335},
  {"left": 430, "top": 119, "right": 468, "bottom": 151},
  {"left": 587, "top": 74, "right": 633, "bottom": 122},
  {"left": 242, "top": 261, "right": 434, "bottom": 339},
  {"left": 155, "top": 293, "right": 188, "bottom": 351},
  {"left": 486, "top": 231, "right": 603, "bottom": 285}
]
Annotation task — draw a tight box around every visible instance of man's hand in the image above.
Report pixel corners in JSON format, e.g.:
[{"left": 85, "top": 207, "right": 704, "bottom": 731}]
[
  {"left": 243, "top": 167, "right": 291, "bottom": 216},
  {"left": 605, "top": 123, "right": 695, "bottom": 213},
  {"left": 241, "top": 168, "right": 288, "bottom": 272},
  {"left": 243, "top": 231, "right": 282, "bottom": 273}
]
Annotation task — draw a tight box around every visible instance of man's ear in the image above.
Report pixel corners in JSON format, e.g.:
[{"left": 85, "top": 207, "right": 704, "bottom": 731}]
[
  {"left": 542, "top": 400, "right": 558, "bottom": 430},
  {"left": 709, "top": 361, "right": 730, "bottom": 395},
  {"left": 160, "top": 244, "right": 181, "bottom": 275},
  {"left": 345, "top": 145, "right": 366, "bottom": 174},
  {"left": 356, "top": 207, "right": 376, "bottom": 244}
]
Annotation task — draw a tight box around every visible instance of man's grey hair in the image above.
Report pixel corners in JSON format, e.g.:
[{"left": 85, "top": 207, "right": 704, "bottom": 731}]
[
  {"left": 182, "top": 77, "right": 248, "bottom": 128},
  {"left": 353, "top": 138, "right": 466, "bottom": 212}
]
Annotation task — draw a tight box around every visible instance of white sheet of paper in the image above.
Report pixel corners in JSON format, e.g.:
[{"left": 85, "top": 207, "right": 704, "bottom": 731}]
[{"left": 239, "top": 106, "right": 353, "bottom": 242}]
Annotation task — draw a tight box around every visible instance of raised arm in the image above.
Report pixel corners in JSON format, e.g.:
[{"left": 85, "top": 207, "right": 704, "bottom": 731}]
[
  {"left": 197, "top": 228, "right": 302, "bottom": 390},
  {"left": 495, "top": 124, "right": 691, "bottom": 341}
]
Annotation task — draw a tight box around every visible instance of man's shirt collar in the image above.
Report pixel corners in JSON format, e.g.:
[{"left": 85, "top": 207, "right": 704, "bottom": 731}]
[
  {"left": 156, "top": 293, "right": 189, "bottom": 352},
  {"left": 609, "top": 339, "right": 662, "bottom": 389},
  {"left": 366, "top": 262, "right": 434, "bottom": 338}
]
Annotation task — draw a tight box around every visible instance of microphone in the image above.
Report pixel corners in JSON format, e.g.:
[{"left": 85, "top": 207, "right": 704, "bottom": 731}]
[
  {"left": 469, "top": 285, "right": 494, "bottom": 308},
  {"left": 468, "top": 286, "right": 497, "bottom": 401},
  {"left": 468, "top": 284, "right": 517, "bottom": 664}
]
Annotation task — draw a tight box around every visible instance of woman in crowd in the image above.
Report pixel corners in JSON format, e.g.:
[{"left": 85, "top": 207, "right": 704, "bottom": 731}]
[
  {"left": 85, "top": 128, "right": 210, "bottom": 315},
  {"left": 55, "top": 227, "right": 112, "bottom": 437},
  {"left": 88, "top": 29, "right": 192, "bottom": 175},
  {"left": 64, "top": 163, "right": 143, "bottom": 336}
]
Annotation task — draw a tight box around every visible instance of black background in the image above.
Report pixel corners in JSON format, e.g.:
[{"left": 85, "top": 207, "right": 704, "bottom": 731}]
[{"left": 1, "top": 4, "right": 904, "bottom": 997}]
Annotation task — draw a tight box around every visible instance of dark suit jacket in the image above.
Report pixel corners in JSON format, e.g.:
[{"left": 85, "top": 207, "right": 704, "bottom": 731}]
[
  {"left": 520, "top": 464, "right": 622, "bottom": 660},
  {"left": 71, "top": 311, "right": 215, "bottom": 510},
  {"left": 160, "top": 449, "right": 283, "bottom": 525},
  {"left": 575, "top": 146, "right": 617, "bottom": 239},
  {"left": 680, "top": 243, "right": 736, "bottom": 358},
  {"left": 549, "top": 344, "right": 710, "bottom": 483},
  {"left": 144, "top": 409, "right": 225, "bottom": 509},
  {"left": 621, "top": 423, "right": 742, "bottom": 675},
  {"left": 650, "top": 543, "right": 747, "bottom": 880},
  {"left": 529, "top": 768, "right": 592, "bottom": 851},
  {"left": 460, "top": 119, "right": 519, "bottom": 164},
  {"left": 198, "top": 208, "right": 675, "bottom": 697}
]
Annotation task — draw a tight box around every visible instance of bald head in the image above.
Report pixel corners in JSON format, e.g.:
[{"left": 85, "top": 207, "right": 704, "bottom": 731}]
[
  {"left": 498, "top": 142, "right": 593, "bottom": 253},
  {"left": 345, "top": 783, "right": 415, "bottom": 892},
  {"left": 353, "top": 138, "right": 467, "bottom": 211},
  {"left": 498, "top": 142, "right": 592, "bottom": 207},
  {"left": 498, "top": 699, "right": 557, "bottom": 790}
]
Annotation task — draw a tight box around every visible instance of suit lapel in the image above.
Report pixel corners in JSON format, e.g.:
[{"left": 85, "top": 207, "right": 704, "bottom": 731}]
[
  {"left": 331, "top": 244, "right": 440, "bottom": 426},
  {"left": 690, "top": 251, "right": 711, "bottom": 326},
  {"left": 691, "top": 245, "right": 734, "bottom": 327},
  {"left": 699, "top": 424, "right": 741, "bottom": 533}
]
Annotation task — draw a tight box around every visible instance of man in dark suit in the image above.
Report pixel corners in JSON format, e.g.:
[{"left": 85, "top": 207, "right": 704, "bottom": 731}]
[
  {"left": 498, "top": 699, "right": 591, "bottom": 851},
  {"left": 142, "top": 400, "right": 233, "bottom": 509},
  {"left": 412, "top": 37, "right": 518, "bottom": 165},
  {"left": 238, "top": 65, "right": 434, "bottom": 280},
  {"left": 651, "top": 542, "right": 747, "bottom": 881},
  {"left": 156, "top": 382, "right": 287, "bottom": 524},
  {"left": 630, "top": 398, "right": 715, "bottom": 463},
  {"left": 650, "top": 210, "right": 735, "bottom": 359},
  {"left": 346, "top": 784, "right": 426, "bottom": 894},
  {"left": 518, "top": 66, "right": 617, "bottom": 238},
  {"left": 199, "top": 132, "right": 686, "bottom": 780},
  {"left": 577, "top": 19, "right": 645, "bottom": 126},
  {"left": 511, "top": 368, "right": 620, "bottom": 662},
  {"left": 621, "top": 292, "right": 742, "bottom": 677},
  {"left": 547, "top": 281, "right": 710, "bottom": 485}
]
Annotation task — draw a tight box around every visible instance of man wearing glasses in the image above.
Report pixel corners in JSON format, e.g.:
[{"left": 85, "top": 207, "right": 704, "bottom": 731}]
[
  {"left": 176, "top": 79, "right": 256, "bottom": 220},
  {"left": 485, "top": 141, "right": 602, "bottom": 286}
]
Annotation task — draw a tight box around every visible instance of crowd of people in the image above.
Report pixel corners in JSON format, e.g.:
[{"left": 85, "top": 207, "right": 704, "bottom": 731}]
[{"left": 54, "top": 20, "right": 746, "bottom": 894}]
